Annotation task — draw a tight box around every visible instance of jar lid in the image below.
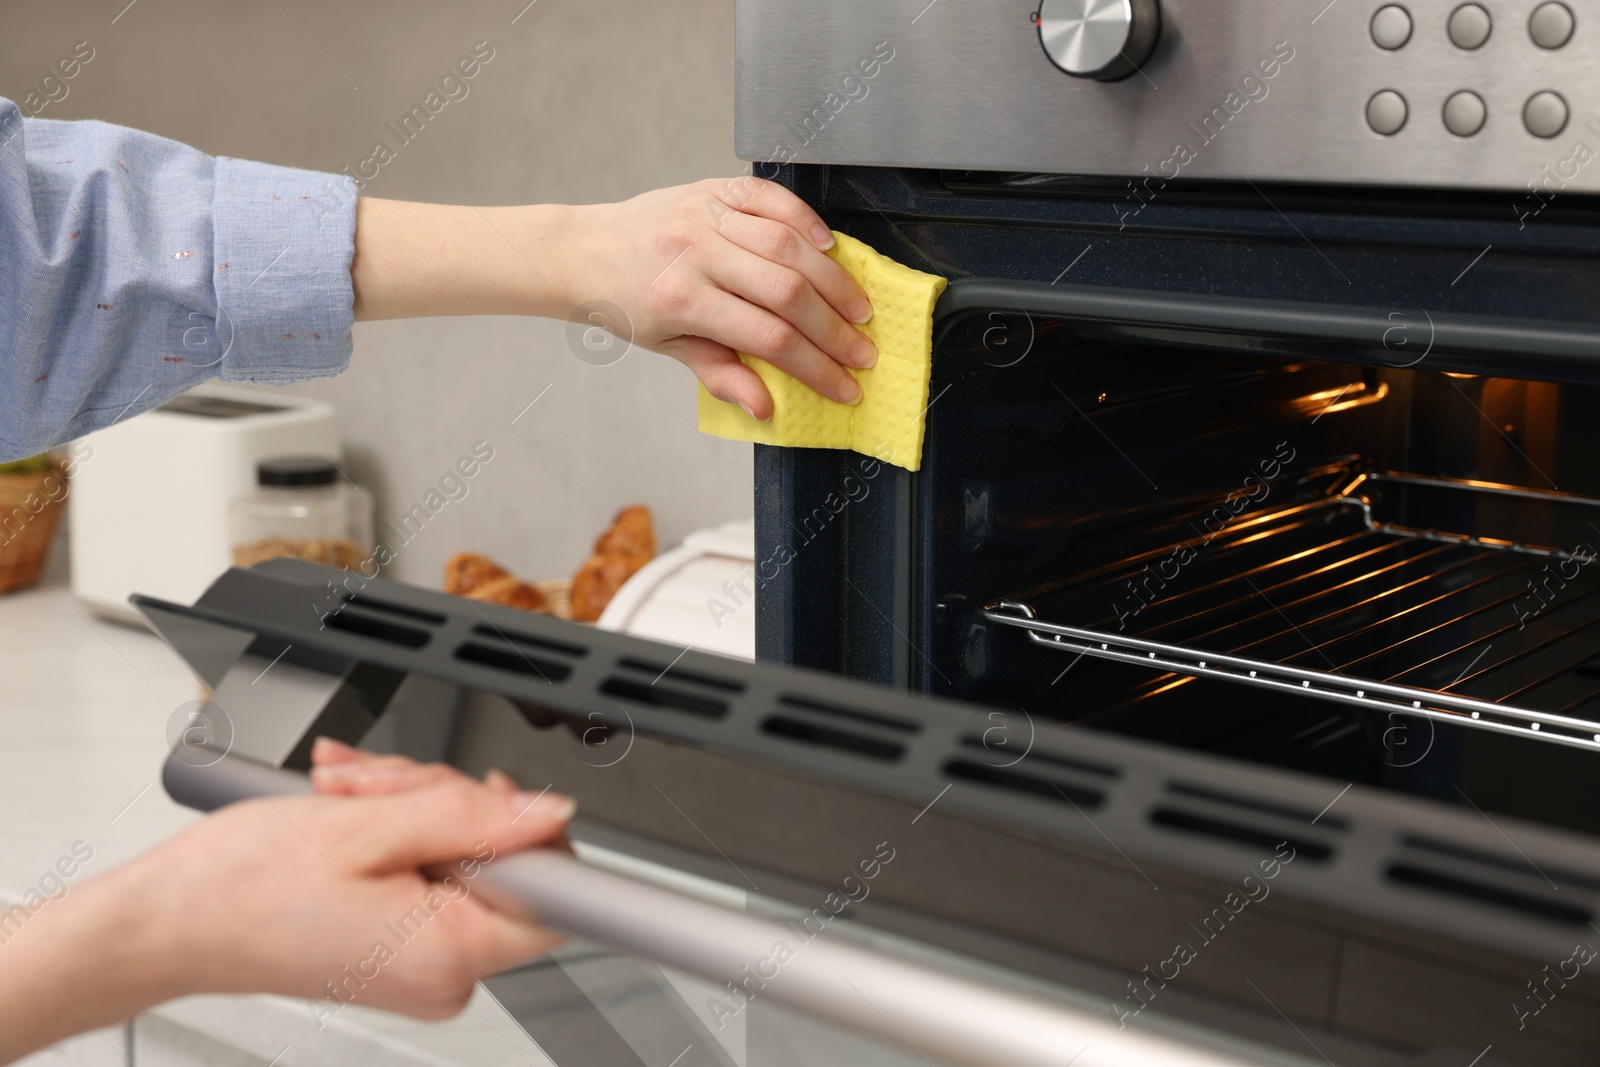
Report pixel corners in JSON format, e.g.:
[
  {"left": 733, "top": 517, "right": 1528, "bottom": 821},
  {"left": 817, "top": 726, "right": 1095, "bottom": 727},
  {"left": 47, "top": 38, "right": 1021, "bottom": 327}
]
[{"left": 257, "top": 456, "right": 340, "bottom": 488}]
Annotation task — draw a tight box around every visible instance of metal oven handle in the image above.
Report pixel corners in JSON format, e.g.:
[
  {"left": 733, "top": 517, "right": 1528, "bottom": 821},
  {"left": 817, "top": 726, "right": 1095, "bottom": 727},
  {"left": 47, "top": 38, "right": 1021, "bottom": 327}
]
[{"left": 162, "top": 750, "right": 1310, "bottom": 1067}]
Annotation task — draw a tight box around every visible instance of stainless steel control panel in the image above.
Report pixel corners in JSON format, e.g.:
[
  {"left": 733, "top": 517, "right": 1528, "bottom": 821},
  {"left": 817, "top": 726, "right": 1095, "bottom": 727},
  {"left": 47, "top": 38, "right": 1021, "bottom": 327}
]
[{"left": 734, "top": 0, "right": 1598, "bottom": 193}]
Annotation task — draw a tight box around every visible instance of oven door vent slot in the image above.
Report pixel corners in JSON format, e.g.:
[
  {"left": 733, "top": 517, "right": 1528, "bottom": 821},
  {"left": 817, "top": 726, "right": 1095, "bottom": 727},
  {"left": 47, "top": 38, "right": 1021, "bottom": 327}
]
[
  {"left": 615, "top": 657, "right": 745, "bottom": 693},
  {"left": 760, "top": 715, "right": 906, "bottom": 761},
  {"left": 983, "top": 601, "right": 1600, "bottom": 754},
  {"left": 1148, "top": 807, "right": 1333, "bottom": 862},
  {"left": 324, "top": 608, "right": 432, "bottom": 649},
  {"left": 598, "top": 677, "right": 729, "bottom": 719},
  {"left": 942, "top": 759, "right": 1104, "bottom": 809},
  {"left": 779, "top": 694, "right": 922, "bottom": 734},
  {"left": 342, "top": 595, "right": 448, "bottom": 626},
  {"left": 454, "top": 641, "right": 574, "bottom": 683},
  {"left": 470, "top": 624, "right": 587, "bottom": 660},
  {"left": 1385, "top": 863, "right": 1593, "bottom": 926},
  {"left": 1166, "top": 781, "right": 1350, "bottom": 832},
  {"left": 1401, "top": 834, "right": 1600, "bottom": 893},
  {"left": 958, "top": 736, "right": 1120, "bottom": 780}
]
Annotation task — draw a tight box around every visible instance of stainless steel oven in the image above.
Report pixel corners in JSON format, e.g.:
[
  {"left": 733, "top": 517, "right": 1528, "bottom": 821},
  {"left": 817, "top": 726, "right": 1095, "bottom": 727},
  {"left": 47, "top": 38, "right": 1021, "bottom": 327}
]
[
  {"left": 143, "top": 3, "right": 1600, "bottom": 1065},
  {"left": 741, "top": 0, "right": 1600, "bottom": 1062}
]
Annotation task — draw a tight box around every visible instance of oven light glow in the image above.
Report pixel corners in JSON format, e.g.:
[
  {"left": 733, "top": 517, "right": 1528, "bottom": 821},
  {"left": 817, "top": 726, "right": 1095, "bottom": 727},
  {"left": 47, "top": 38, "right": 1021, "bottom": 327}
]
[{"left": 1294, "top": 381, "right": 1390, "bottom": 418}]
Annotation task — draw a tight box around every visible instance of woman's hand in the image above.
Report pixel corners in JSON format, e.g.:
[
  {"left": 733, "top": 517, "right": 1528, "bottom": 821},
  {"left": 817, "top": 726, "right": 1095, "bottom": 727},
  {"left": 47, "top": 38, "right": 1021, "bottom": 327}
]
[
  {"left": 0, "top": 750, "right": 571, "bottom": 1063},
  {"left": 351, "top": 177, "right": 876, "bottom": 421},
  {"left": 560, "top": 178, "right": 876, "bottom": 419},
  {"left": 141, "top": 758, "right": 571, "bottom": 1014},
  {"left": 308, "top": 735, "right": 478, "bottom": 797}
]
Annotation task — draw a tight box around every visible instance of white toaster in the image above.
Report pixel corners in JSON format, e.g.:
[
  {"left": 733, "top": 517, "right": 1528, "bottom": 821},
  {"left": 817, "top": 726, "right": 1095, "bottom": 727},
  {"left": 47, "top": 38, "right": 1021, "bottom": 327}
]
[{"left": 69, "top": 384, "right": 341, "bottom": 623}]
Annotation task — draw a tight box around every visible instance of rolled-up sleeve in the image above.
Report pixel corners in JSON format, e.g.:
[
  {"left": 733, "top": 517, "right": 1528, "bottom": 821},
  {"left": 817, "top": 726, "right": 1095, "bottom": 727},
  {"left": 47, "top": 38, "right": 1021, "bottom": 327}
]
[{"left": 0, "top": 97, "right": 357, "bottom": 460}]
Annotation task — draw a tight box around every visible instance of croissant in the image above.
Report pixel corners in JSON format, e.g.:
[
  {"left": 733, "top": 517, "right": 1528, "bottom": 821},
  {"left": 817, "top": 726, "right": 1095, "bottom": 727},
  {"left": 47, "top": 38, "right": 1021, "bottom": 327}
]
[
  {"left": 466, "top": 574, "right": 547, "bottom": 613},
  {"left": 571, "top": 505, "right": 655, "bottom": 622},
  {"left": 443, "top": 551, "right": 546, "bottom": 613},
  {"left": 593, "top": 504, "right": 656, "bottom": 560},
  {"left": 444, "top": 551, "right": 510, "bottom": 597}
]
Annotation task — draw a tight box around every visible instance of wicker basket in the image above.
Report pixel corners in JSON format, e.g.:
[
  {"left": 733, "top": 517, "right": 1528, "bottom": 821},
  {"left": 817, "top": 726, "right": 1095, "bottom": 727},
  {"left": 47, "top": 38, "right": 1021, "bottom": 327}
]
[
  {"left": 534, "top": 578, "right": 576, "bottom": 622},
  {"left": 0, "top": 462, "right": 68, "bottom": 594}
]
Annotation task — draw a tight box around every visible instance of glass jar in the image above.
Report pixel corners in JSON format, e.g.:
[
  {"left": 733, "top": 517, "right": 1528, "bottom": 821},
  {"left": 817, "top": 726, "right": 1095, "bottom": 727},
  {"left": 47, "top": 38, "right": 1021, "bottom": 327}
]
[{"left": 229, "top": 456, "right": 373, "bottom": 571}]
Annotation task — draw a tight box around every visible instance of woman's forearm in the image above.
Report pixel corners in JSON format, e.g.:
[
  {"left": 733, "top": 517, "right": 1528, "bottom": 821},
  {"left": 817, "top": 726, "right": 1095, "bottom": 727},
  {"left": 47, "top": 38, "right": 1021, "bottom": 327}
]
[
  {"left": 0, "top": 763, "right": 576, "bottom": 1065},
  {"left": 347, "top": 181, "right": 876, "bottom": 418},
  {"left": 351, "top": 198, "right": 579, "bottom": 321},
  {"left": 0, "top": 866, "right": 181, "bottom": 1063}
]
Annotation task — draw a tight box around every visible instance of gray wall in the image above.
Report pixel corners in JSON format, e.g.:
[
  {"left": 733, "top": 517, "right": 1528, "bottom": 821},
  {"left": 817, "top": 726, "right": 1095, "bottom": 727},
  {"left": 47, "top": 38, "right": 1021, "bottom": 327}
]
[{"left": 2, "top": 0, "right": 753, "bottom": 586}]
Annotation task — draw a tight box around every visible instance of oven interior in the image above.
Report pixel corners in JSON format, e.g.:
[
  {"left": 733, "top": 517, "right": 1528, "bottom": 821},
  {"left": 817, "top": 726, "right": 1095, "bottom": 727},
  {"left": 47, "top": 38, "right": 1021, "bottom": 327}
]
[{"left": 919, "top": 314, "right": 1600, "bottom": 836}]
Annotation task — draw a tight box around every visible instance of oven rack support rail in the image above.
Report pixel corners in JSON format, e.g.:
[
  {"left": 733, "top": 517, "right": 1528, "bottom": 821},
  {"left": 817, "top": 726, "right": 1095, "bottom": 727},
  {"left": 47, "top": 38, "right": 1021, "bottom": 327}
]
[
  {"left": 134, "top": 559, "right": 1600, "bottom": 973},
  {"left": 983, "top": 602, "right": 1600, "bottom": 754}
]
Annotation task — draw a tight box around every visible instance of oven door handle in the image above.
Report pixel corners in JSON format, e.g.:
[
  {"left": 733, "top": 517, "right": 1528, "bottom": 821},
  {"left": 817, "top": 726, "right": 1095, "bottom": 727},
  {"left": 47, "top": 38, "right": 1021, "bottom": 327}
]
[{"left": 163, "top": 750, "right": 1311, "bottom": 1067}]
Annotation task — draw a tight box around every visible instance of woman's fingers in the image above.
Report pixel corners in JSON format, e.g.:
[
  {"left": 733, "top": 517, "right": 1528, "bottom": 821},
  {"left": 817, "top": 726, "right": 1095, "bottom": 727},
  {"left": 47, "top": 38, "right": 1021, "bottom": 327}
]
[
  {"left": 393, "top": 902, "right": 569, "bottom": 1021},
  {"left": 311, "top": 759, "right": 460, "bottom": 796},
  {"left": 309, "top": 740, "right": 507, "bottom": 799},
  {"left": 709, "top": 176, "right": 837, "bottom": 255},
  {"left": 459, "top": 905, "right": 570, "bottom": 981},
  {"left": 705, "top": 224, "right": 875, "bottom": 377},
  {"left": 336, "top": 778, "right": 575, "bottom": 874},
  {"left": 309, "top": 742, "right": 449, "bottom": 795},
  {"left": 309, "top": 736, "right": 364, "bottom": 766},
  {"left": 696, "top": 181, "right": 875, "bottom": 404},
  {"left": 688, "top": 289, "right": 862, "bottom": 407},
  {"left": 664, "top": 335, "right": 773, "bottom": 419},
  {"left": 716, "top": 209, "right": 873, "bottom": 331},
  {"left": 573, "top": 178, "right": 884, "bottom": 415}
]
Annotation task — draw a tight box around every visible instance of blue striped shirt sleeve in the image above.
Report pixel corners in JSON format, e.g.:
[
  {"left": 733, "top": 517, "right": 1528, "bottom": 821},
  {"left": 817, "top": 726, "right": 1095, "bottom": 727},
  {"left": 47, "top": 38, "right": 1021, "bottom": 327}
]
[{"left": 0, "top": 97, "right": 357, "bottom": 460}]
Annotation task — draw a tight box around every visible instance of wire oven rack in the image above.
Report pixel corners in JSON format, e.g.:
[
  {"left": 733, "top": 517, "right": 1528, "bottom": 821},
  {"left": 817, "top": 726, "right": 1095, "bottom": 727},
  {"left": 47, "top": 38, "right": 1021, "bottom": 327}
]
[{"left": 984, "top": 470, "right": 1600, "bottom": 753}]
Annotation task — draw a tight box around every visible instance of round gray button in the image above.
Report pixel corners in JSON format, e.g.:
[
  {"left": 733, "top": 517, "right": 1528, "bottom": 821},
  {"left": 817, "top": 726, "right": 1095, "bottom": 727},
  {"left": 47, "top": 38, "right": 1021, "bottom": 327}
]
[
  {"left": 1448, "top": 3, "right": 1493, "bottom": 49},
  {"left": 1443, "top": 90, "right": 1487, "bottom": 136},
  {"left": 1367, "top": 90, "right": 1409, "bottom": 135},
  {"left": 1529, "top": 2, "right": 1575, "bottom": 48},
  {"left": 1371, "top": 4, "right": 1413, "bottom": 49},
  {"left": 1524, "top": 91, "right": 1569, "bottom": 137}
]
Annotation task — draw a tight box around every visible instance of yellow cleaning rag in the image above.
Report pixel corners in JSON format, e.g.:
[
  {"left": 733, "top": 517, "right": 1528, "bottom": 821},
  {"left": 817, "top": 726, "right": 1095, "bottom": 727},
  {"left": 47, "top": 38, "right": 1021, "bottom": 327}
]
[{"left": 696, "top": 232, "right": 948, "bottom": 473}]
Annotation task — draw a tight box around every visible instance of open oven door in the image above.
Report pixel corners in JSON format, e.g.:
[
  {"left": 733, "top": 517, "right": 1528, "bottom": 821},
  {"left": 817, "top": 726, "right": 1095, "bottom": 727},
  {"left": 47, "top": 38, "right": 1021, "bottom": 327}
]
[
  {"left": 136, "top": 558, "right": 1600, "bottom": 1066},
  {"left": 135, "top": 561, "right": 1375, "bottom": 1067}
]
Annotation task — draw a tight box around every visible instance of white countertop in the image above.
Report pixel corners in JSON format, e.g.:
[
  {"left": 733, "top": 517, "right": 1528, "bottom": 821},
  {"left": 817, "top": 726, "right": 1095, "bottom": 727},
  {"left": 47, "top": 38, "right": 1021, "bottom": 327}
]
[{"left": 0, "top": 550, "right": 549, "bottom": 1067}]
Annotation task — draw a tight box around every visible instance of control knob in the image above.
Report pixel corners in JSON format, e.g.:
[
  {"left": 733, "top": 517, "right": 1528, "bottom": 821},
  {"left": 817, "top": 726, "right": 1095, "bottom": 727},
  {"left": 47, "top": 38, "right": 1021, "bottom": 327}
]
[{"left": 1037, "top": 0, "right": 1161, "bottom": 81}]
